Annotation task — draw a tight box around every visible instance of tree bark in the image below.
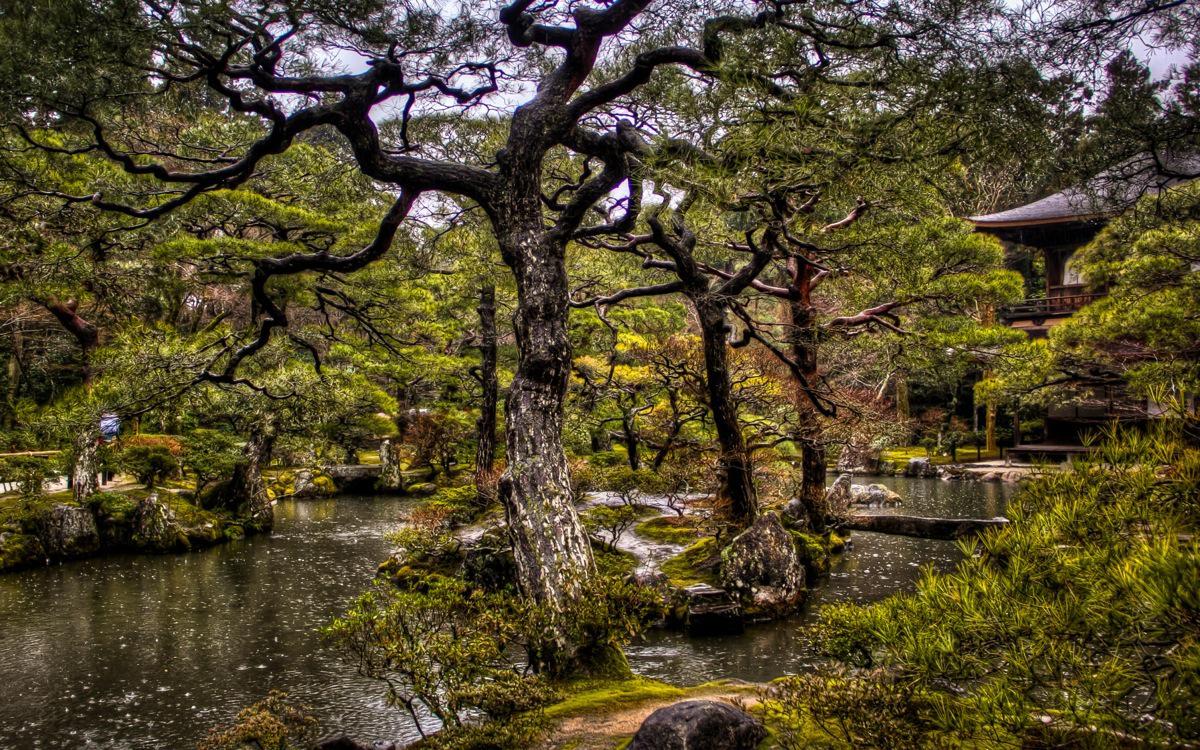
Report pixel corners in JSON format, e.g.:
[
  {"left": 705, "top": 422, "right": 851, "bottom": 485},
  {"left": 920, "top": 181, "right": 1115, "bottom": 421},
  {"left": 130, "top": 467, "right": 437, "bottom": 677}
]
[
  {"left": 474, "top": 283, "right": 499, "bottom": 499},
  {"left": 493, "top": 171, "right": 595, "bottom": 661},
  {"left": 694, "top": 296, "right": 757, "bottom": 525},
  {"left": 785, "top": 262, "right": 828, "bottom": 531},
  {"left": 71, "top": 427, "right": 100, "bottom": 503},
  {"left": 207, "top": 422, "right": 276, "bottom": 533},
  {"left": 620, "top": 413, "right": 641, "bottom": 470}
]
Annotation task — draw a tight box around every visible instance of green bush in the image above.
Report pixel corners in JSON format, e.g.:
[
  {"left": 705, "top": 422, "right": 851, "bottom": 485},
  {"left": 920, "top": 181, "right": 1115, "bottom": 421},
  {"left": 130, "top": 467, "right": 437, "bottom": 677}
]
[
  {"left": 197, "top": 690, "right": 319, "bottom": 750},
  {"left": 324, "top": 578, "right": 554, "bottom": 739},
  {"left": 118, "top": 445, "right": 180, "bottom": 489},
  {"left": 424, "top": 484, "right": 482, "bottom": 525},
  {"left": 598, "top": 465, "right": 666, "bottom": 505},
  {"left": 181, "top": 429, "right": 241, "bottom": 496},
  {"left": 0, "top": 455, "right": 53, "bottom": 502},
  {"left": 583, "top": 504, "right": 643, "bottom": 550},
  {"left": 85, "top": 491, "right": 137, "bottom": 521},
  {"left": 785, "top": 430, "right": 1200, "bottom": 747}
]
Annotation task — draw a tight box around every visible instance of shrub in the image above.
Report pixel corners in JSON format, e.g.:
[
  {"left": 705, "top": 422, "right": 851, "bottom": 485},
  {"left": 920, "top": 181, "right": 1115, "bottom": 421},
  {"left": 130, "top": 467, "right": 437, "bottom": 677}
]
[
  {"left": 583, "top": 504, "right": 642, "bottom": 551},
  {"left": 424, "top": 484, "right": 483, "bottom": 525},
  {"left": 118, "top": 445, "right": 179, "bottom": 489},
  {"left": 598, "top": 465, "right": 665, "bottom": 506},
  {"left": 324, "top": 578, "right": 554, "bottom": 740},
  {"left": 791, "top": 429, "right": 1200, "bottom": 747},
  {"left": 764, "top": 669, "right": 948, "bottom": 749},
  {"left": 181, "top": 429, "right": 242, "bottom": 496},
  {"left": 0, "top": 455, "right": 53, "bottom": 503},
  {"left": 198, "top": 690, "right": 319, "bottom": 750},
  {"left": 120, "top": 434, "right": 183, "bottom": 456},
  {"left": 387, "top": 503, "right": 460, "bottom": 562}
]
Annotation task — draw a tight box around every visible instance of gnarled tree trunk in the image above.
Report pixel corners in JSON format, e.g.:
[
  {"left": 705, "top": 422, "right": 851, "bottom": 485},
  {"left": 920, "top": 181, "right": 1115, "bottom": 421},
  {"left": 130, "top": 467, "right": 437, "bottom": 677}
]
[
  {"left": 695, "top": 296, "right": 757, "bottom": 525},
  {"left": 473, "top": 283, "right": 499, "bottom": 501},
  {"left": 494, "top": 202, "right": 594, "bottom": 659},
  {"left": 205, "top": 422, "right": 276, "bottom": 533}
]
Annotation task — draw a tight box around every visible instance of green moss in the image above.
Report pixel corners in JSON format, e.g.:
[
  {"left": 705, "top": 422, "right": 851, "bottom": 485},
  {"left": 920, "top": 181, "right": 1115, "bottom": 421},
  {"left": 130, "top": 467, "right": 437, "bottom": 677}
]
[
  {"left": 224, "top": 524, "right": 245, "bottom": 541},
  {"left": 543, "top": 677, "right": 684, "bottom": 721},
  {"left": 0, "top": 492, "right": 74, "bottom": 528},
  {"left": 635, "top": 515, "right": 701, "bottom": 545},
  {"left": 86, "top": 491, "right": 137, "bottom": 522},
  {"left": 0, "top": 531, "right": 45, "bottom": 572},
  {"left": 790, "top": 531, "right": 831, "bottom": 578},
  {"left": 660, "top": 537, "right": 721, "bottom": 588}
]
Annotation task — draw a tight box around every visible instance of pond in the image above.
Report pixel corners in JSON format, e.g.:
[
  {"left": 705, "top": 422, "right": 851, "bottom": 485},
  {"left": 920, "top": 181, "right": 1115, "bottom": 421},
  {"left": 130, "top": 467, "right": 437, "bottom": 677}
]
[{"left": 0, "top": 477, "right": 1015, "bottom": 748}]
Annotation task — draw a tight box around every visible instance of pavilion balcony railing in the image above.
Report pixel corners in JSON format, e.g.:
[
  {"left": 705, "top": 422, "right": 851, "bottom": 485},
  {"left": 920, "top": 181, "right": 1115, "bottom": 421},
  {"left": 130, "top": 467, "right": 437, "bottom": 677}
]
[{"left": 999, "top": 287, "right": 1104, "bottom": 322}]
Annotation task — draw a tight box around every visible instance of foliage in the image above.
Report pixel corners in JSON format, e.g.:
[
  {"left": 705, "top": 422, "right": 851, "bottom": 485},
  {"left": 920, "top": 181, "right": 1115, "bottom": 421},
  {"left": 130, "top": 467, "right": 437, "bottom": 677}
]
[
  {"left": 324, "top": 578, "right": 554, "bottom": 737},
  {"left": 797, "top": 429, "right": 1200, "bottom": 747},
  {"left": 386, "top": 504, "right": 461, "bottom": 563},
  {"left": 583, "top": 504, "right": 644, "bottom": 551},
  {"left": 181, "top": 429, "right": 241, "bottom": 496},
  {"left": 0, "top": 454, "right": 53, "bottom": 502},
  {"left": 118, "top": 444, "right": 179, "bottom": 489},
  {"left": 764, "top": 670, "right": 949, "bottom": 750},
  {"left": 197, "top": 690, "right": 320, "bottom": 750}
]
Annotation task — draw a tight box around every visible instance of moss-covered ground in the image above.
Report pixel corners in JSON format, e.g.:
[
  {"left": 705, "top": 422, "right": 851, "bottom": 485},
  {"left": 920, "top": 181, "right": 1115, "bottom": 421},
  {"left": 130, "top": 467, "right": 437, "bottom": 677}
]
[
  {"left": 658, "top": 537, "right": 721, "bottom": 588},
  {"left": 634, "top": 514, "right": 702, "bottom": 545}
]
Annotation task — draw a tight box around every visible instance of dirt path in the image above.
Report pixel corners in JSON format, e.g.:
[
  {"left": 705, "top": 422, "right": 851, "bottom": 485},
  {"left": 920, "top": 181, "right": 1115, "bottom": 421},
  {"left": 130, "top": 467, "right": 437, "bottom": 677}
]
[{"left": 539, "top": 683, "right": 762, "bottom": 750}]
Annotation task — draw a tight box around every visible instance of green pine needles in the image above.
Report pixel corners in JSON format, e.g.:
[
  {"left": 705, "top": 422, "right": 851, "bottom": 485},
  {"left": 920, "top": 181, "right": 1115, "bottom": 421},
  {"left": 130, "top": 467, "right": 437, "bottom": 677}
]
[{"left": 766, "top": 427, "right": 1200, "bottom": 748}]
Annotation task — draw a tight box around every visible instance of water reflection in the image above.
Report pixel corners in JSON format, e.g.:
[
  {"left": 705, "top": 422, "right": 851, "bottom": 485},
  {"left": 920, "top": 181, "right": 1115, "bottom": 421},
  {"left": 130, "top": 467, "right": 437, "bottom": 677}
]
[
  {"left": 630, "top": 476, "right": 1016, "bottom": 684},
  {"left": 0, "top": 496, "right": 416, "bottom": 749},
  {"left": 0, "top": 478, "right": 1015, "bottom": 747}
]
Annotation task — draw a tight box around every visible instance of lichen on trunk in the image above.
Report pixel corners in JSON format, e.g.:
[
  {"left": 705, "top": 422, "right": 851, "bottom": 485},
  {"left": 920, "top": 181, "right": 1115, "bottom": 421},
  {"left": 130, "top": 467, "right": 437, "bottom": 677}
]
[
  {"left": 71, "top": 426, "right": 100, "bottom": 503},
  {"left": 494, "top": 214, "right": 595, "bottom": 672}
]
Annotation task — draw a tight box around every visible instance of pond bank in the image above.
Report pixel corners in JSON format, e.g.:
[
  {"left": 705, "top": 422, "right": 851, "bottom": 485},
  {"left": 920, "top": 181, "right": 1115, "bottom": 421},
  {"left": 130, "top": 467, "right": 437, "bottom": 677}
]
[
  {"left": 0, "top": 479, "right": 1015, "bottom": 748},
  {"left": 0, "top": 488, "right": 262, "bottom": 573}
]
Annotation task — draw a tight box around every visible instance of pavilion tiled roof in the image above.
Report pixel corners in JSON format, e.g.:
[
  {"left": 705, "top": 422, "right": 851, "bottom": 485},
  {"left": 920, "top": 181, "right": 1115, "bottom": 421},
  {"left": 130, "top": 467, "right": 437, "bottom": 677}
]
[{"left": 969, "top": 152, "right": 1200, "bottom": 229}]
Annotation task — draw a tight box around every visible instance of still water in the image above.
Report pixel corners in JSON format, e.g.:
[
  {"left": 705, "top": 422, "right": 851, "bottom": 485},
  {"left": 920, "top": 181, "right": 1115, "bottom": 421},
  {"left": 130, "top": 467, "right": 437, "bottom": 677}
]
[{"left": 0, "top": 477, "right": 1014, "bottom": 748}]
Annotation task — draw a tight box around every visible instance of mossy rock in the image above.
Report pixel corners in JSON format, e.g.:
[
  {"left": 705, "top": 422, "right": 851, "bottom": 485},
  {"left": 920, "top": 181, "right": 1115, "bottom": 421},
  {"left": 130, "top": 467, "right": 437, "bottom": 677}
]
[
  {"left": 223, "top": 524, "right": 245, "bottom": 541},
  {"left": 0, "top": 530, "right": 45, "bottom": 572},
  {"left": 790, "top": 531, "right": 831, "bottom": 579},
  {"left": 660, "top": 537, "right": 721, "bottom": 588},
  {"left": 788, "top": 530, "right": 848, "bottom": 579},
  {"left": 406, "top": 482, "right": 438, "bottom": 497},
  {"left": 183, "top": 522, "right": 223, "bottom": 546}
]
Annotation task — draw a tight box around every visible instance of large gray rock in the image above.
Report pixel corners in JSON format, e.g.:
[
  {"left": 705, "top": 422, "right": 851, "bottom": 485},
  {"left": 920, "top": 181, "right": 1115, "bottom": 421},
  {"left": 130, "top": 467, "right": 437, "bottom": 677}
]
[
  {"left": 849, "top": 482, "right": 902, "bottom": 507},
  {"left": 627, "top": 700, "right": 766, "bottom": 750},
  {"left": 905, "top": 456, "right": 938, "bottom": 478},
  {"left": 131, "top": 493, "right": 188, "bottom": 552},
  {"left": 825, "top": 473, "right": 853, "bottom": 516},
  {"left": 719, "top": 511, "right": 805, "bottom": 616},
  {"left": 37, "top": 504, "right": 100, "bottom": 558}
]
